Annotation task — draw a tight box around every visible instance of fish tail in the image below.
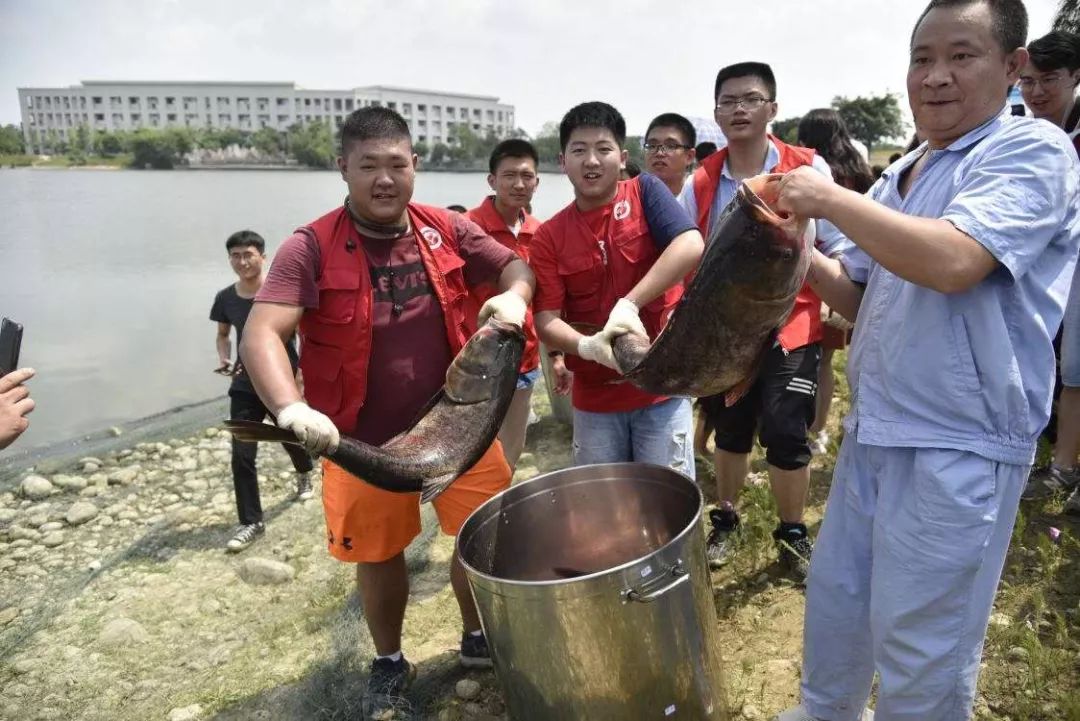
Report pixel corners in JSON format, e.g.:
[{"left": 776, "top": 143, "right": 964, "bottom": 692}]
[
  {"left": 224, "top": 419, "right": 303, "bottom": 445},
  {"left": 420, "top": 472, "right": 458, "bottom": 504}
]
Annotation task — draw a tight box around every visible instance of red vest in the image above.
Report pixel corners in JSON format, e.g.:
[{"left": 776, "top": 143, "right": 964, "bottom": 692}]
[
  {"left": 691, "top": 136, "right": 823, "bottom": 350},
  {"left": 465, "top": 197, "right": 541, "bottom": 373},
  {"left": 298, "top": 204, "right": 471, "bottom": 435},
  {"left": 543, "top": 177, "right": 683, "bottom": 412}
]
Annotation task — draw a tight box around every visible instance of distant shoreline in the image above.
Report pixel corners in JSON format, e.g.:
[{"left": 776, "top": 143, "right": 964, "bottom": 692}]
[{"left": 2, "top": 161, "right": 564, "bottom": 174}]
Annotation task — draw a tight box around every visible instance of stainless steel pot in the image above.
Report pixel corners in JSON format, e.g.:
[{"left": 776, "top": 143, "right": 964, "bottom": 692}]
[{"left": 457, "top": 463, "right": 729, "bottom": 720}]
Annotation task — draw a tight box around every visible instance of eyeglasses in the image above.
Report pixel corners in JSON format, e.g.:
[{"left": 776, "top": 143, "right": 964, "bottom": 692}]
[
  {"left": 714, "top": 95, "right": 773, "bottom": 114},
  {"left": 1018, "top": 74, "right": 1074, "bottom": 90},
  {"left": 642, "top": 141, "right": 691, "bottom": 154}
]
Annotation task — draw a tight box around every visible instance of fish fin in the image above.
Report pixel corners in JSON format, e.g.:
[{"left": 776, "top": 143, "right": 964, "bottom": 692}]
[
  {"left": 723, "top": 377, "right": 755, "bottom": 408},
  {"left": 420, "top": 471, "right": 458, "bottom": 504},
  {"left": 223, "top": 419, "right": 303, "bottom": 445}
]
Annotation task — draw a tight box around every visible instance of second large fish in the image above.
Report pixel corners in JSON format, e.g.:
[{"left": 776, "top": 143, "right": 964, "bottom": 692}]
[
  {"left": 613, "top": 173, "right": 814, "bottom": 399},
  {"left": 226, "top": 318, "right": 525, "bottom": 502}
]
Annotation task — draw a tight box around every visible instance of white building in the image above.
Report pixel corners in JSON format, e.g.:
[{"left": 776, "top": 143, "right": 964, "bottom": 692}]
[{"left": 16, "top": 81, "right": 516, "bottom": 153}]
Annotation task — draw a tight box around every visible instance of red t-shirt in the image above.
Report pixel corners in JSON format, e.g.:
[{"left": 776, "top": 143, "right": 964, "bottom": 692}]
[{"left": 259, "top": 214, "right": 516, "bottom": 444}]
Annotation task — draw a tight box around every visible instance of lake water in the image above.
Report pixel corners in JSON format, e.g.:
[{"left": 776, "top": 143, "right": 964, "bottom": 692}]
[{"left": 0, "top": 168, "right": 575, "bottom": 450}]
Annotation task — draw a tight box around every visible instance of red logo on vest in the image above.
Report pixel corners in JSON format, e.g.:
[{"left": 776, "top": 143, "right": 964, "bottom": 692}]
[
  {"left": 420, "top": 226, "right": 443, "bottom": 250},
  {"left": 613, "top": 200, "right": 631, "bottom": 221}
]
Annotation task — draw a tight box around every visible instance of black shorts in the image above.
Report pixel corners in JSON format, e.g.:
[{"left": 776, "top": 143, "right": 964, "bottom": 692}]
[{"left": 700, "top": 343, "right": 821, "bottom": 471}]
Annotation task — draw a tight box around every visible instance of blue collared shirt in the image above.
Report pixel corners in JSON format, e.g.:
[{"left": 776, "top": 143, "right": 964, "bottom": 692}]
[
  {"left": 678, "top": 139, "right": 850, "bottom": 257},
  {"left": 839, "top": 110, "right": 1080, "bottom": 465}
]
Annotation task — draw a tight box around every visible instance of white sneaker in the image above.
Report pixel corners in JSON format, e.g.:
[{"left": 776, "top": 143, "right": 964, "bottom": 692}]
[{"left": 775, "top": 706, "right": 874, "bottom": 721}]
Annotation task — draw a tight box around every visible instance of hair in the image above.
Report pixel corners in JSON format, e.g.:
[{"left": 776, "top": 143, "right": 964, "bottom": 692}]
[
  {"left": 559, "top": 101, "right": 626, "bottom": 150},
  {"left": 905, "top": 133, "right": 923, "bottom": 153},
  {"left": 488, "top": 138, "right": 539, "bottom": 175},
  {"left": 695, "top": 141, "right": 718, "bottom": 160},
  {"left": 445, "top": 204, "right": 467, "bottom": 213},
  {"left": 797, "top": 109, "right": 875, "bottom": 193},
  {"left": 339, "top": 107, "right": 412, "bottom": 156},
  {"left": 1028, "top": 30, "right": 1080, "bottom": 72},
  {"left": 623, "top": 160, "right": 642, "bottom": 178},
  {"left": 871, "top": 164, "right": 886, "bottom": 180},
  {"left": 911, "top": 0, "right": 1028, "bottom": 54},
  {"left": 888, "top": 152, "right": 903, "bottom": 164},
  {"left": 713, "top": 62, "right": 777, "bottom": 102},
  {"left": 645, "top": 113, "right": 697, "bottom": 148},
  {"left": 225, "top": 229, "right": 265, "bottom": 254}
]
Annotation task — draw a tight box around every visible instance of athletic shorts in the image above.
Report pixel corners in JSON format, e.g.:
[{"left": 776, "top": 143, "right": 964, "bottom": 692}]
[
  {"left": 321, "top": 441, "right": 511, "bottom": 563},
  {"left": 700, "top": 343, "right": 821, "bottom": 471}
]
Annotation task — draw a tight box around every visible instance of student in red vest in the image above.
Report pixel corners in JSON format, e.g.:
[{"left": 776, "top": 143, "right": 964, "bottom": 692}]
[
  {"left": 239, "top": 107, "right": 535, "bottom": 718},
  {"left": 678, "top": 62, "right": 852, "bottom": 582},
  {"left": 531, "top": 102, "right": 705, "bottom": 476},
  {"left": 466, "top": 139, "right": 556, "bottom": 470}
]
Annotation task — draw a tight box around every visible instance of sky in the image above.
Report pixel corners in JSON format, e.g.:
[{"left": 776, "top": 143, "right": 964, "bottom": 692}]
[{"left": 0, "top": 0, "right": 1062, "bottom": 139}]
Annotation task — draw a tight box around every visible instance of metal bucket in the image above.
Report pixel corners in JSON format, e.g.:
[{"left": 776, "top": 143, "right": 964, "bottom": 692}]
[{"left": 457, "top": 463, "right": 729, "bottom": 721}]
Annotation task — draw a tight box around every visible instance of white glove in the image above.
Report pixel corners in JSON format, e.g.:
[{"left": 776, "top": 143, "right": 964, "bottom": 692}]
[
  {"left": 577, "top": 330, "right": 620, "bottom": 371},
  {"left": 478, "top": 290, "right": 528, "bottom": 328},
  {"left": 603, "top": 298, "right": 647, "bottom": 337},
  {"left": 276, "top": 401, "right": 340, "bottom": 455}
]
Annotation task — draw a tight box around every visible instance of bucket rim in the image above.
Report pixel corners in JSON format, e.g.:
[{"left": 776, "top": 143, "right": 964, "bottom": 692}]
[{"left": 456, "top": 461, "right": 703, "bottom": 589}]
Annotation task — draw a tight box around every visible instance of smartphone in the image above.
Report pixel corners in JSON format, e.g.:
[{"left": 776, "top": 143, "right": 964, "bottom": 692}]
[{"left": 0, "top": 318, "right": 23, "bottom": 377}]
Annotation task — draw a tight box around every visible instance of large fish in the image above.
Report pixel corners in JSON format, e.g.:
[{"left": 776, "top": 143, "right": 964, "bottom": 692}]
[
  {"left": 225, "top": 318, "right": 525, "bottom": 502},
  {"left": 613, "top": 173, "right": 814, "bottom": 401}
]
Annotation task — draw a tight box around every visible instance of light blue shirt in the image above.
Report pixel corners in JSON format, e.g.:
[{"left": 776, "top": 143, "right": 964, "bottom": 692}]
[
  {"left": 839, "top": 110, "right": 1080, "bottom": 465},
  {"left": 677, "top": 139, "right": 849, "bottom": 257}
]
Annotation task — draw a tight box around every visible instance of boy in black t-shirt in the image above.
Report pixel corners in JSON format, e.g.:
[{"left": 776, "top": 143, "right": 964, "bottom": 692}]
[{"left": 210, "top": 230, "right": 314, "bottom": 552}]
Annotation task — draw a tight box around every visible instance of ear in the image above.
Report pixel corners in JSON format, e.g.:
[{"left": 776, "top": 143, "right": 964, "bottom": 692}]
[
  {"left": 620, "top": 148, "right": 629, "bottom": 166},
  {"left": 558, "top": 152, "right": 567, "bottom": 172},
  {"left": 411, "top": 154, "right": 419, "bottom": 170},
  {"left": 687, "top": 148, "right": 697, "bottom": 165},
  {"left": 336, "top": 155, "right": 347, "bottom": 180},
  {"left": 487, "top": 173, "right": 496, "bottom": 192},
  {"left": 767, "top": 101, "right": 778, "bottom": 123},
  {"left": 1005, "top": 47, "right": 1029, "bottom": 82}
]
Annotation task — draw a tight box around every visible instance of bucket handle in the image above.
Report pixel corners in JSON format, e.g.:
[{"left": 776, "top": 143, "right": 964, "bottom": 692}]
[{"left": 621, "top": 559, "right": 688, "bottom": 604}]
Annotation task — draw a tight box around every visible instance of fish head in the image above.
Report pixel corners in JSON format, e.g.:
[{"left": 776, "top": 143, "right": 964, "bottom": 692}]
[
  {"left": 444, "top": 318, "right": 526, "bottom": 404},
  {"left": 732, "top": 174, "right": 813, "bottom": 299}
]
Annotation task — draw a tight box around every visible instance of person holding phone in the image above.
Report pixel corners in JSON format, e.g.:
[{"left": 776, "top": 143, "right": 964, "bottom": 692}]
[{"left": 0, "top": 368, "right": 34, "bottom": 451}]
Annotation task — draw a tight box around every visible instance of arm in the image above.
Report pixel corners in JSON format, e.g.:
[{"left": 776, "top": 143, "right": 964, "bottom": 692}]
[
  {"left": 624, "top": 229, "right": 704, "bottom": 307},
  {"left": 536, "top": 310, "right": 587, "bottom": 355},
  {"left": 240, "top": 302, "right": 305, "bottom": 415},
  {"left": 806, "top": 248, "right": 864, "bottom": 322},
  {"left": 215, "top": 322, "right": 232, "bottom": 367}
]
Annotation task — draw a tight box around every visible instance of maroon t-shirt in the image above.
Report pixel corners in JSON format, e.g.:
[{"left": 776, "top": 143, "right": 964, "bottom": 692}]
[{"left": 258, "top": 213, "right": 517, "bottom": 444}]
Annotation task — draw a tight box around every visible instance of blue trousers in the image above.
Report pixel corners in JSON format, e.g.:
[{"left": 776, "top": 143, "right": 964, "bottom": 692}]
[
  {"left": 802, "top": 440, "right": 1027, "bottom": 721},
  {"left": 571, "top": 397, "right": 695, "bottom": 479}
]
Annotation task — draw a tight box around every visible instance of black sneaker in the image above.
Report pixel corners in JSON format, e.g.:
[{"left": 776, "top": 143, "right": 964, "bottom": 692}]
[
  {"left": 1022, "top": 465, "right": 1079, "bottom": 500},
  {"left": 225, "top": 522, "right": 265, "bottom": 553},
  {"left": 706, "top": 505, "right": 740, "bottom": 569},
  {"left": 362, "top": 656, "right": 416, "bottom": 720},
  {"left": 774, "top": 524, "right": 813, "bottom": 584},
  {"left": 296, "top": 472, "right": 314, "bottom": 501},
  {"left": 460, "top": 631, "right": 494, "bottom": 669}
]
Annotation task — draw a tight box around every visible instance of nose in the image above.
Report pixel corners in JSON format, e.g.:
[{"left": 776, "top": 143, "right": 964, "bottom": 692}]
[
  {"left": 923, "top": 60, "right": 952, "bottom": 88},
  {"left": 583, "top": 150, "right": 601, "bottom": 167}
]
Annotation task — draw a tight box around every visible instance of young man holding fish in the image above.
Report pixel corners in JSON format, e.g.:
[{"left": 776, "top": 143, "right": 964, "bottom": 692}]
[
  {"left": 773, "top": 1, "right": 1080, "bottom": 718},
  {"left": 530, "top": 101, "right": 705, "bottom": 478},
  {"left": 679, "top": 61, "right": 851, "bottom": 582},
  {"left": 240, "top": 107, "right": 535, "bottom": 719},
  {"left": 466, "top": 139, "right": 557, "bottom": 470}
]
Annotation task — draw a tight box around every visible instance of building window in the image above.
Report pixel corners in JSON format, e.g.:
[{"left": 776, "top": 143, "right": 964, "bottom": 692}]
[
  {"left": 94, "top": 113, "right": 105, "bottom": 122},
  {"left": 131, "top": 113, "right": 142, "bottom": 123},
  {"left": 345, "top": 99, "right": 354, "bottom": 111},
  {"left": 129, "top": 96, "right": 140, "bottom": 106},
  {"left": 277, "top": 97, "right": 288, "bottom": 106},
  {"left": 165, "top": 97, "right": 176, "bottom": 106},
  {"left": 149, "top": 114, "right": 160, "bottom": 127},
  {"left": 304, "top": 98, "right": 311, "bottom": 106},
  {"left": 167, "top": 113, "right": 177, "bottom": 123},
  {"left": 387, "top": 101, "right": 396, "bottom": 111},
  {"left": 402, "top": 103, "right": 411, "bottom": 115},
  {"left": 417, "top": 103, "right": 426, "bottom": 113},
  {"left": 218, "top": 96, "right": 230, "bottom": 106}
]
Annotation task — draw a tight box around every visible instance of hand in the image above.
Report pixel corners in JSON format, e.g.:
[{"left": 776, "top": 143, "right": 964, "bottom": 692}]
[
  {"left": 603, "top": 298, "right": 646, "bottom": 338},
  {"left": 577, "top": 330, "right": 620, "bottom": 371},
  {"left": 275, "top": 401, "right": 340, "bottom": 454},
  {"left": 776, "top": 166, "right": 840, "bottom": 219},
  {"left": 478, "top": 290, "right": 528, "bottom": 328},
  {"left": 551, "top": 355, "right": 573, "bottom": 396},
  {"left": 214, "top": 360, "right": 233, "bottom": 375},
  {"left": 0, "top": 368, "right": 35, "bottom": 451}
]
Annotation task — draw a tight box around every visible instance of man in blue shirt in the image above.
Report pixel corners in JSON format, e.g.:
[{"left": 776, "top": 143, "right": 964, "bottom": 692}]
[{"left": 773, "top": 1, "right": 1080, "bottom": 720}]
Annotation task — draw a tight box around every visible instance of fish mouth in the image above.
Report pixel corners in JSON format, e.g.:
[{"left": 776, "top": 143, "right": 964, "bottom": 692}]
[{"left": 739, "top": 174, "right": 809, "bottom": 249}]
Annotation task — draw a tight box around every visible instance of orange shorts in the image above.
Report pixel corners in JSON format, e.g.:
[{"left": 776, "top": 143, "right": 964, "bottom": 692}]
[{"left": 320, "top": 441, "right": 511, "bottom": 563}]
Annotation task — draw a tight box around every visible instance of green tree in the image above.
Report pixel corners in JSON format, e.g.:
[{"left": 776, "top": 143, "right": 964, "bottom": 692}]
[
  {"left": 831, "top": 94, "right": 905, "bottom": 153},
  {"left": 252, "top": 126, "right": 284, "bottom": 156},
  {"left": 94, "top": 130, "right": 126, "bottom": 156},
  {"left": 449, "top": 124, "right": 480, "bottom": 162},
  {"left": 130, "top": 129, "right": 178, "bottom": 169},
  {"left": 625, "top": 136, "right": 644, "bottom": 167},
  {"left": 533, "top": 121, "right": 561, "bottom": 165},
  {"left": 289, "top": 121, "right": 334, "bottom": 168},
  {"left": 771, "top": 116, "right": 802, "bottom": 145},
  {"left": 0, "top": 125, "right": 25, "bottom": 155},
  {"left": 477, "top": 131, "right": 500, "bottom": 162},
  {"left": 412, "top": 140, "right": 430, "bottom": 160},
  {"left": 1056, "top": 0, "right": 1080, "bottom": 33},
  {"left": 430, "top": 142, "right": 450, "bottom": 165}
]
